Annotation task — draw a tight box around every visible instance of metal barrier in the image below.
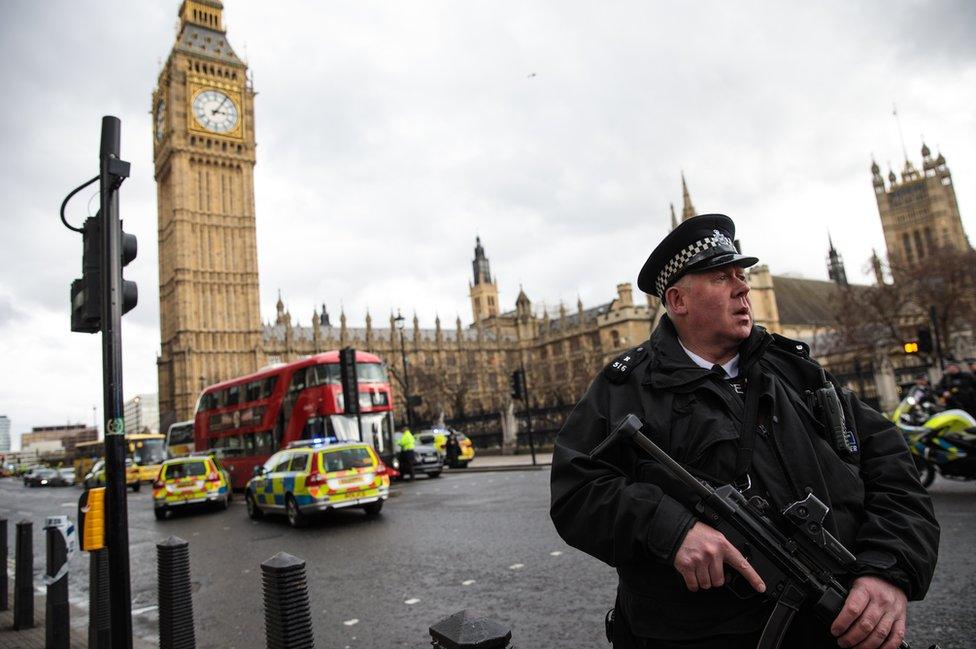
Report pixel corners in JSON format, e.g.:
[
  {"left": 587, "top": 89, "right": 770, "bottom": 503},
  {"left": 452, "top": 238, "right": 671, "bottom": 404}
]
[
  {"left": 89, "top": 548, "right": 111, "bottom": 649},
  {"left": 158, "top": 536, "right": 197, "bottom": 649},
  {"left": 45, "top": 521, "right": 70, "bottom": 649},
  {"left": 429, "top": 610, "right": 514, "bottom": 649},
  {"left": 12, "top": 519, "right": 33, "bottom": 630},
  {"left": 0, "top": 517, "right": 7, "bottom": 611},
  {"left": 262, "top": 552, "right": 315, "bottom": 649}
]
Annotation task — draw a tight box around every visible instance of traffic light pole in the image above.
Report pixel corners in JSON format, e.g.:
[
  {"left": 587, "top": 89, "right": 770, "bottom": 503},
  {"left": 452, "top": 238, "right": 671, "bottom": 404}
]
[
  {"left": 519, "top": 363, "right": 538, "bottom": 466},
  {"left": 99, "top": 116, "right": 133, "bottom": 649}
]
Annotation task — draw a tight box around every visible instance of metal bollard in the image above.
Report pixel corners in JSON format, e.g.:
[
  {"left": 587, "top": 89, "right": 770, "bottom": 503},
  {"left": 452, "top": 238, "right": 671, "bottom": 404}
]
[
  {"left": 0, "top": 517, "right": 8, "bottom": 611},
  {"left": 45, "top": 522, "right": 70, "bottom": 649},
  {"left": 429, "top": 610, "right": 514, "bottom": 649},
  {"left": 12, "top": 519, "right": 33, "bottom": 630},
  {"left": 261, "top": 552, "right": 314, "bottom": 649},
  {"left": 157, "top": 536, "right": 196, "bottom": 649},
  {"left": 89, "top": 548, "right": 111, "bottom": 649}
]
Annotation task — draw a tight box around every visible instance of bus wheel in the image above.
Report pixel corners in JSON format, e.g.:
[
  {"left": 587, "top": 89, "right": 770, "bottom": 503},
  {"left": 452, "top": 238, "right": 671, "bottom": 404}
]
[
  {"left": 285, "top": 495, "right": 307, "bottom": 528},
  {"left": 246, "top": 491, "right": 263, "bottom": 520}
]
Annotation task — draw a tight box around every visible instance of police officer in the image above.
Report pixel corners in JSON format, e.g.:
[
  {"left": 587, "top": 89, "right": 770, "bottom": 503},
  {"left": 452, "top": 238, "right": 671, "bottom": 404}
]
[
  {"left": 550, "top": 215, "right": 939, "bottom": 649},
  {"left": 935, "top": 360, "right": 976, "bottom": 416},
  {"left": 398, "top": 427, "right": 416, "bottom": 481}
]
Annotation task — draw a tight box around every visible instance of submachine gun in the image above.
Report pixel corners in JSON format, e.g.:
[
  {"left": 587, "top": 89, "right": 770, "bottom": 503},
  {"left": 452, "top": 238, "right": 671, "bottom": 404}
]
[{"left": 589, "top": 414, "right": 938, "bottom": 649}]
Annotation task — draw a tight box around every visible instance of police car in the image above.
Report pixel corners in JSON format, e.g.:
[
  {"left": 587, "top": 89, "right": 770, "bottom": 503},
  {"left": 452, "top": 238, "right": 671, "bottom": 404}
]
[
  {"left": 151, "top": 454, "right": 232, "bottom": 520},
  {"left": 245, "top": 440, "right": 390, "bottom": 528}
]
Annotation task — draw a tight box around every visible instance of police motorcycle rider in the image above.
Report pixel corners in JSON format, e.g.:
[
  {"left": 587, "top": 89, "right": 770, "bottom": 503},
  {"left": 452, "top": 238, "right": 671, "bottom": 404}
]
[
  {"left": 934, "top": 360, "right": 976, "bottom": 417},
  {"left": 550, "top": 215, "right": 939, "bottom": 649}
]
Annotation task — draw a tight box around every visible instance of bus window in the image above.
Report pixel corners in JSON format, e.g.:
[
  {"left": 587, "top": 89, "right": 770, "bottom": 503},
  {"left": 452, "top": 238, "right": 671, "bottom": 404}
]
[
  {"left": 243, "top": 433, "right": 256, "bottom": 455},
  {"left": 312, "top": 364, "right": 340, "bottom": 386},
  {"left": 130, "top": 437, "right": 166, "bottom": 466},
  {"left": 197, "top": 392, "right": 216, "bottom": 412},
  {"left": 262, "top": 376, "right": 277, "bottom": 398},
  {"left": 301, "top": 416, "right": 336, "bottom": 441},
  {"left": 245, "top": 380, "right": 262, "bottom": 402},
  {"left": 227, "top": 386, "right": 241, "bottom": 407},
  {"left": 357, "top": 363, "right": 388, "bottom": 383},
  {"left": 289, "top": 370, "right": 306, "bottom": 393}
]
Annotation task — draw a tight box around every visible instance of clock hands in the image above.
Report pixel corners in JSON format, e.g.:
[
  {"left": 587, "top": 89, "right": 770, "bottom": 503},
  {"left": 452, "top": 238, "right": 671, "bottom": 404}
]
[{"left": 211, "top": 95, "right": 229, "bottom": 115}]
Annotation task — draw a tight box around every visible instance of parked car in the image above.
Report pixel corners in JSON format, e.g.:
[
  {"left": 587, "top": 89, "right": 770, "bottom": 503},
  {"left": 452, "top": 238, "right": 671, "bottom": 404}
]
[
  {"left": 416, "top": 428, "right": 476, "bottom": 468},
  {"left": 393, "top": 432, "right": 443, "bottom": 479},
  {"left": 246, "top": 440, "right": 390, "bottom": 528},
  {"left": 25, "top": 468, "right": 69, "bottom": 487},
  {"left": 83, "top": 458, "right": 142, "bottom": 491},
  {"left": 152, "top": 453, "right": 232, "bottom": 520}
]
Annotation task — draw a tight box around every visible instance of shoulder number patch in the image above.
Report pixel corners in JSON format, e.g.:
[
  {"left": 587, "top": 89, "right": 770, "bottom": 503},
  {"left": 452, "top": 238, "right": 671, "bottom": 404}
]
[{"left": 603, "top": 346, "right": 649, "bottom": 384}]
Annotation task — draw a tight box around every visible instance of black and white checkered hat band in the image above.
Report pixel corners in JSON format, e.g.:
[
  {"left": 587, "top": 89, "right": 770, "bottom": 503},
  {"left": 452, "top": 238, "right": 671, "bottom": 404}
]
[{"left": 655, "top": 231, "right": 736, "bottom": 297}]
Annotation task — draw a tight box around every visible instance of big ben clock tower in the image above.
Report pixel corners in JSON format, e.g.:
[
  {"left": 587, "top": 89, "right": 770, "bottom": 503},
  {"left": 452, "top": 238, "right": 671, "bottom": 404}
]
[{"left": 153, "top": 0, "right": 263, "bottom": 430}]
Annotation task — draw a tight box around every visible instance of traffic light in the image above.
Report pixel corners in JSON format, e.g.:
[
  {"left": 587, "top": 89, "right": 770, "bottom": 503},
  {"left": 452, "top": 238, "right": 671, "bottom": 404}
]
[
  {"left": 120, "top": 220, "right": 138, "bottom": 316},
  {"left": 70, "top": 216, "right": 138, "bottom": 332},
  {"left": 339, "top": 347, "right": 360, "bottom": 414},
  {"left": 903, "top": 341, "right": 920, "bottom": 354},
  {"left": 510, "top": 369, "right": 527, "bottom": 400},
  {"left": 917, "top": 328, "right": 933, "bottom": 354},
  {"left": 70, "top": 216, "right": 103, "bottom": 333}
]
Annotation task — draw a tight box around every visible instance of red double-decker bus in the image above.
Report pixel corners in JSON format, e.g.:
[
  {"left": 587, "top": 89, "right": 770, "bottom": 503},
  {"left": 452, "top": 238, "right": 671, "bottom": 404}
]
[{"left": 193, "top": 351, "right": 397, "bottom": 489}]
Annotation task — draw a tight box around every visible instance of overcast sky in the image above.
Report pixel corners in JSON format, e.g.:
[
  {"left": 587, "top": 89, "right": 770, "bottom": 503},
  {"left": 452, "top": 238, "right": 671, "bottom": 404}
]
[{"left": 1, "top": 1, "right": 974, "bottom": 448}]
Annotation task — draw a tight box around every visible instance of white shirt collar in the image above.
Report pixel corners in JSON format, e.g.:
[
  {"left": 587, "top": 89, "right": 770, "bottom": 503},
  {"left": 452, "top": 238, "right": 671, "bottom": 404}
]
[{"left": 678, "top": 340, "right": 740, "bottom": 379}]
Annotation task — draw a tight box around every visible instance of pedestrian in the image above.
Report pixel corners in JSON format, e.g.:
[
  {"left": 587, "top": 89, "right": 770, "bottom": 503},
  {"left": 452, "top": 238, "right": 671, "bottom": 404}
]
[
  {"left": 550, "top": 214, "right": 939, "bottom": 649},
  {"left": 398, "top": 427, "right": 416, "bottom": 481},
  {"left": 444, "top": 429, "right": 460, "bottom": 468}
]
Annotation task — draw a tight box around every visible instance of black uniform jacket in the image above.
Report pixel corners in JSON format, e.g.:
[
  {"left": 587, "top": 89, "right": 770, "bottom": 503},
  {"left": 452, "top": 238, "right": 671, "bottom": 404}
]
[{"left": 549, "top": 316, "right": 940, "bottom": 640}]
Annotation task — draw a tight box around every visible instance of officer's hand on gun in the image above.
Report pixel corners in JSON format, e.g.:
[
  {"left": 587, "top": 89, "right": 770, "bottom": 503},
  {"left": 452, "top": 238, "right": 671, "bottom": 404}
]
[
  {"left": 830, "top": 575, "right": 908, "bottom": 649},
  {"left": 676, "top": 523, "right": 908, "bottom": 649}
]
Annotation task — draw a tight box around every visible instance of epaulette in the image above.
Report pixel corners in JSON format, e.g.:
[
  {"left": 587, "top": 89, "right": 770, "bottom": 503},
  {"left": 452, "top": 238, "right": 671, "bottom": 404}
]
[
  {"left": 603, "top": 345, "right": 649, "bottom": 384},
  {"left": 771, "top": 333, "right": 810, "bottom": 359}
]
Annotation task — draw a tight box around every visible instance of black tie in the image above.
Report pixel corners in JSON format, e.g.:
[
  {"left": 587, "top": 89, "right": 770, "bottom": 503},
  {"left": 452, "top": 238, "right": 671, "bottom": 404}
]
[{"left": 711, "top": 364, "right": 727, "bottom": 378}]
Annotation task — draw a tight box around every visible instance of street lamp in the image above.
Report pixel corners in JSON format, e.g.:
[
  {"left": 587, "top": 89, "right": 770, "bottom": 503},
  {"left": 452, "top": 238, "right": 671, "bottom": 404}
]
[{"left": 394, "top": 310, "right": 414, "bottom": 430}]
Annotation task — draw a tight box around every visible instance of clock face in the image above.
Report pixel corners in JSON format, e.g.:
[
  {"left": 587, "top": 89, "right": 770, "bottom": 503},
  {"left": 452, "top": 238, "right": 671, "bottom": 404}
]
[
  {"left": 155, "top": 100, "right": 166, "bottom": 141},
  {"left": 192, "top": 89, "right": 239, "bottom": 134}
]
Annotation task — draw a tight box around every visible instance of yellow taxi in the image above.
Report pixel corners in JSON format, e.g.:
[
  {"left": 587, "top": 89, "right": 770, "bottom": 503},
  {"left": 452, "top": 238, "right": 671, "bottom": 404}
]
[
  {"left": 245, "top": 440, "right": 390, "bottom": 528},
  {"left": 152, "top": 454, "right": 232, "bottom": 520},
  {"left": 83, "top": 458, "right": 143, "bottom": 491},
  {"left": 417, "top": 428, "right": 476, "bottom": 468}
]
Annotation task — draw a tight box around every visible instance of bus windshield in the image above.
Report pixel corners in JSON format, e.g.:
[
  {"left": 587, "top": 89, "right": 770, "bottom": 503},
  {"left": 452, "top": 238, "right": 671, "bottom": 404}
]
[{"left": 130, "top": 438, "right": 166, "bottom": 465}]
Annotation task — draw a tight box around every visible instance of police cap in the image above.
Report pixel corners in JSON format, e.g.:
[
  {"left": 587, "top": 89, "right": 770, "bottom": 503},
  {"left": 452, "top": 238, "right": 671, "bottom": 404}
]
[{"left": 637, "top": 214, "right": 759, "bottom": 298}]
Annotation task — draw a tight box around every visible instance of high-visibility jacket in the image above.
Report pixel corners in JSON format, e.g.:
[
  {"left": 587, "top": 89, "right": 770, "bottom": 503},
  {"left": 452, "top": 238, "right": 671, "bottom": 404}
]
[{"left": 398, "top": 429, "right": 415, "bottom": 451}]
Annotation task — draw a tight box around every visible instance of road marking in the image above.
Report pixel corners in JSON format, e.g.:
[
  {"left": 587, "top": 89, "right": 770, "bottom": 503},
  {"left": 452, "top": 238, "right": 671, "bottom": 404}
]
[
  {"left": 61, "top": 502, "right": 75, "bottom": 507},
  {"left": 343, "top": 618, "right": 359, "bottom": 626},
  {"left": 462, "top": 579, "right": 476, "bottom": 586},
  {"left": 550, "top": 551, "right": 563, "bottom": 556},
  {"left": 509, "top": 563, "right": 524, "bottom": 570},
  {"left": 132, "top": 605, "right": 158, "bottom": 616},
  {"left": 404, "top": 598, "right": 420, "bottom": 605}
]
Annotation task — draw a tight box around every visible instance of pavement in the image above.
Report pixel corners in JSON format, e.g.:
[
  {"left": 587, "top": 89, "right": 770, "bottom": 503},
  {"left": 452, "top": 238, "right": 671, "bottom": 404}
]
[
  {"left": 0, "top": 594, "right": 155, "bottom": 649},
  {"left": 457, "top": 450, "right": 552, "bottom": 471}
]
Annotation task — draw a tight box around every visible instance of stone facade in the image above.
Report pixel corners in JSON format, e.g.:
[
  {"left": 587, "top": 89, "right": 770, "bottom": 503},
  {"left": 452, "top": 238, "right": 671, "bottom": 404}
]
[{"left": 154, "top": 0, "right": 263, "bottom": 431}]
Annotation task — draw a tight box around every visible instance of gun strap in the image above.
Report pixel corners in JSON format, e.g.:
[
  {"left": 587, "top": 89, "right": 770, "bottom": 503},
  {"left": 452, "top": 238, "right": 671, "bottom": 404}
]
[{"left": 733, "top": 362, "right": 764, "bottom": 485}]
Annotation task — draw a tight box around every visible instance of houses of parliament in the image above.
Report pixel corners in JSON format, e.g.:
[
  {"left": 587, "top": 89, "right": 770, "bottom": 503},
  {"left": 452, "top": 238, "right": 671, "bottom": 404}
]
[{"left": 153, "top": 1, "right": 970, "bottom": 432}]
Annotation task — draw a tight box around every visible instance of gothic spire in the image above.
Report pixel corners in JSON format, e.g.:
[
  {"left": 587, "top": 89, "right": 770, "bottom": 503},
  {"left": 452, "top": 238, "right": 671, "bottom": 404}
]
[
  {"left": 670, "top": 202, "right": 679, "bottom": 230},
  {"left": 680, "top": 172, "right": 696, "bottom": 221}
]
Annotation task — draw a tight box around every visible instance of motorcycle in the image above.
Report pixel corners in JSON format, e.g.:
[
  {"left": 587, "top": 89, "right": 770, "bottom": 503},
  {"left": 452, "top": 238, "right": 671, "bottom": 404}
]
[{"left": 892, "top": 385, "right": 976, "bottom": 487}]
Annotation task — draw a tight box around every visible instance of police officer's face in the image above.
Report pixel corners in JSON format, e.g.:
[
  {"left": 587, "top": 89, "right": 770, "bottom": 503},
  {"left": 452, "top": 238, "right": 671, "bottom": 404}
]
[{"left": 669, "top": 264, "right": 752, "bottom": 346}]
